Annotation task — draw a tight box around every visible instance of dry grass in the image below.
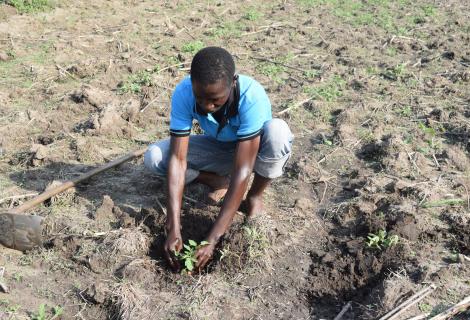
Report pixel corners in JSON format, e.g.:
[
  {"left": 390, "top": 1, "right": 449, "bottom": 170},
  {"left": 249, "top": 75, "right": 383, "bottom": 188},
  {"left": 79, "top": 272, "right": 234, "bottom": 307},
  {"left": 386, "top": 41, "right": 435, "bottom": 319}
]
[
  {"left": 102, "top": 227, "right": 151, "bottom": 258},
  {"left": 111, "top": 282, "right": 153, "bottom": 320}
]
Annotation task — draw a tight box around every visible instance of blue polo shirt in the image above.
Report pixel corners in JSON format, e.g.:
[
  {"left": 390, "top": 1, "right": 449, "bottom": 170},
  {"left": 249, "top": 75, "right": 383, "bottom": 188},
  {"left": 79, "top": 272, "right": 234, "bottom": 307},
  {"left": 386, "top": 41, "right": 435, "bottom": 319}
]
[{"left": 169, "top": 75, "right": 272, "bottom": 142}]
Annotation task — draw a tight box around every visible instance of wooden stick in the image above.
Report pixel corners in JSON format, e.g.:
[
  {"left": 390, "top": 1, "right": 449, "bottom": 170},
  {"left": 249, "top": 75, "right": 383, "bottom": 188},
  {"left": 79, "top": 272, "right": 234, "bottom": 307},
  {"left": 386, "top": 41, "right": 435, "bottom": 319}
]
[
  {"left": 334, "top": 301, "right": 352, "bottom": 320},
  {"left": 379, "top": 284, "right": 436, "bottom": 320},
  {"left": 0, "top": 193, "right": 39, "bottom": 205},
  {"left": 276, "top": 97, "right": 312, "bottom": 115},
  {"left": 406, "top": 314, "right": 430, "bottom": 320},
  {"left": 9, "top": 148, "right": 147, "bottom": 214},
  {"left": 429, "top": 296, "right": 470, "bottom": 320}
]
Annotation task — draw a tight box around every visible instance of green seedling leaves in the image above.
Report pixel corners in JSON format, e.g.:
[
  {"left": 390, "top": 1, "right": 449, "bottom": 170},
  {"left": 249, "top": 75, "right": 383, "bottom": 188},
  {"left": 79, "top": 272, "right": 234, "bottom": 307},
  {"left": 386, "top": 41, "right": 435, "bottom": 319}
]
[
  {"left": 174, "top": 240, "right": 210, "bottom": 272},
  {"left": 366, "top": 229, "right": 399, "bottom": 250}
]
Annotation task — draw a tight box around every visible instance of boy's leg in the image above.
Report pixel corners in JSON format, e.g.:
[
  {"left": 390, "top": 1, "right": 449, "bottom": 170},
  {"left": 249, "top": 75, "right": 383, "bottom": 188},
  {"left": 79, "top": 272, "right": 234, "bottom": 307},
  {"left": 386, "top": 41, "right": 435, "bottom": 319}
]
[
  {"left": 246, "top": 119, "right": 293, "bottom": 217},
  {"left": 144, "top": 135, "right": 236, "bottom": 200}
]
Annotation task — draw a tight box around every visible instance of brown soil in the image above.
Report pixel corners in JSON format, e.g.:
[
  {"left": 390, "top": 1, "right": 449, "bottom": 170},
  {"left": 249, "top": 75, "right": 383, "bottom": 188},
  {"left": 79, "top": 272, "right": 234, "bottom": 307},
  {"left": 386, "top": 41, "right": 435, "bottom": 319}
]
[{"left": 1, "top": 0, "right": 470, "bottom": 319}]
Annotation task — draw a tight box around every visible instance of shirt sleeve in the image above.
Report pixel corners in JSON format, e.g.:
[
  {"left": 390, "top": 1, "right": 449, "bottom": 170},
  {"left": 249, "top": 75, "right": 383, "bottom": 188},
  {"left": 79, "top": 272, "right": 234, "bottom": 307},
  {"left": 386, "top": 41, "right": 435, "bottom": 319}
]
[
  {"left": 236, "top": 82, "right": 271, "bottom": 141},
  {"left": 169, "top": 82, "right": 193, "bottom": 137}
]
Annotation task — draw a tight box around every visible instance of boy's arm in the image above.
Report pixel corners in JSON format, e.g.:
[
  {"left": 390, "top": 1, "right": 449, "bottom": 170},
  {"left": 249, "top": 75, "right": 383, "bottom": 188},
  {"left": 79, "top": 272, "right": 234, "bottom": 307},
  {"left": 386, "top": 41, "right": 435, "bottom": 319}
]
[
  {"left": 195, "top": 135, "right": 260, "bottom": 269},
  {"left": 164, "top": 135, "right": 189, "bottom": 270}
]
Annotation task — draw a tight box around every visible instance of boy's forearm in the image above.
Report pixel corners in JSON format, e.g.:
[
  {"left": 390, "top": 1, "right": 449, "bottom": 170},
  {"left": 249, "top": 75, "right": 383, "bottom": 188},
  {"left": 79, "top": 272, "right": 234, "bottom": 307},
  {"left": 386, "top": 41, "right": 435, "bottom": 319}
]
[
  {"left": 206, "top": 136, "right": 260, "bottom": 243},
  {"left": 206, "top": 168, "right": 251, "bottom": 242},
  {"left": 166, "top": 156, "right": 186, "bottom": 231}
]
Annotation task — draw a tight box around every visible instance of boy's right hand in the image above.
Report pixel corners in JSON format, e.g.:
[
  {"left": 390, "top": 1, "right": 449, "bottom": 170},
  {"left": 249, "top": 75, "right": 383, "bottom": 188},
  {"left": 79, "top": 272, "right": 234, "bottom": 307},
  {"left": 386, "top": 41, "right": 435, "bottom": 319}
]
[{"left": 164, "top": 229, "right": 182, "bottom": 271}]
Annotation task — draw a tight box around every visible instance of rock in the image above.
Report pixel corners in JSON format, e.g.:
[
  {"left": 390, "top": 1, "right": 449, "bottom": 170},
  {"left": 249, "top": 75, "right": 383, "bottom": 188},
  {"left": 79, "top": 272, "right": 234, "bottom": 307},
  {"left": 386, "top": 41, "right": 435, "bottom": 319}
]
[
  {"left": 0, "top": 52, "right": 10, "bottom": 62},
  {"left": 294, "top": 197, "right": 314, "bottom": 211},
  {"left": 94, "top": 195, "right": 114, "bottom": 221},
  {"left": 445, "top": 146, "right": 470, "bottom": 171},
  {"left": 30, "top": 143, "right": 49, "bottom": 160},
  {"left": 86, "top": 282, "right": 109, "bottom": 304}
]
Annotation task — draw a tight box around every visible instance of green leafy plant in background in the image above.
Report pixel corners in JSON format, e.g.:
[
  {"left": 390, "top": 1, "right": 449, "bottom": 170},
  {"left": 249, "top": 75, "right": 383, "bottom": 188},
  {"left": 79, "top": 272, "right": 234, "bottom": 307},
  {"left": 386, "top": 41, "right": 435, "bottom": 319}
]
[
  {"left": 366, "top": 229, "right": 399, "bottom": 249},
  {"left": 174, "top": 240, "right": 209, "bottom": 272},
  {"left": 181, "top": 40, "right": 204, "bottom": 55},
  {"left": 31, "top": 303, "right": 46, "bottom": 320},
  {"left": 4, "top": 0, "right": 51, "bottom": 13},
  {"left": 118, "top": 70, "right": 153, "bottom": 94},
  {"left": 243, "top": 225, "right": 268, "bottom": 259},
  {"left": 304, "top": 75, "right": 346, "bottom": 102},
  {"left": 30, "top": 303, "right": 63, "bottom": 320},
  {"left": 243, "top": 8, "right": 262, "bottom": 21}
]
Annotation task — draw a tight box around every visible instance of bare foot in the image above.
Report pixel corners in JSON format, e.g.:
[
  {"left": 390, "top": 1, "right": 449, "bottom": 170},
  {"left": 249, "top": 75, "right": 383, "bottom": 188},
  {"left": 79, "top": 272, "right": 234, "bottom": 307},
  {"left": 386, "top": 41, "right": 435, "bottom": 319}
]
[
  {"left": 207, "top": 188, "right": 227, "bottom": 205},
  {"left": 206, "top": 176, "right": 230, "bottom": 205},
  {"left": 244, "top": 196, "right": 264, "bottom": 219}
]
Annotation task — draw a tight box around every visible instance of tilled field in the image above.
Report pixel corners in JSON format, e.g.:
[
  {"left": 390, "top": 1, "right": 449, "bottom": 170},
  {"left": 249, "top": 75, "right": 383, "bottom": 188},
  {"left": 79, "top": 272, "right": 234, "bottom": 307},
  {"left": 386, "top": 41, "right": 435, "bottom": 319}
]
[{"left": 0, "top": 0, "right": 469, "bottom": 319}]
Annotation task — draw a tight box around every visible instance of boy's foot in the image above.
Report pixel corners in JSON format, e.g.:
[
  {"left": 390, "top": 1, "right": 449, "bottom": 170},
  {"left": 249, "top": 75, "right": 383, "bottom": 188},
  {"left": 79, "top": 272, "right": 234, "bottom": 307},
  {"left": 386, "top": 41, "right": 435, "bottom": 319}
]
[
  {"left": 241, "top": 196, "right": 264, "bottom": 218},
  {"left": 206, "top": 175, "right": 230, "bottom": 205}
]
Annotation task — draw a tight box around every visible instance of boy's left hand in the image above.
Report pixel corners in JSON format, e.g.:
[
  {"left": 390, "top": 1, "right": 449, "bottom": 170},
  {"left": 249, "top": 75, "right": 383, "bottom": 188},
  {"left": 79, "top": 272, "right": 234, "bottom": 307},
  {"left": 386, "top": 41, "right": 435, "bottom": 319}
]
[{"left": 195, "top": 241, "right": 216, "bottom": 270}]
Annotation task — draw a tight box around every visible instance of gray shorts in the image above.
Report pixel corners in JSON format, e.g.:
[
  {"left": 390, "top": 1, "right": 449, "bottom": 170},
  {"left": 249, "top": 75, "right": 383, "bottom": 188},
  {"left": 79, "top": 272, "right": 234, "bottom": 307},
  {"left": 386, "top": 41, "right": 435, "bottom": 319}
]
[{"left": 144, "top": 118, "right": 293, "bottom": 183}]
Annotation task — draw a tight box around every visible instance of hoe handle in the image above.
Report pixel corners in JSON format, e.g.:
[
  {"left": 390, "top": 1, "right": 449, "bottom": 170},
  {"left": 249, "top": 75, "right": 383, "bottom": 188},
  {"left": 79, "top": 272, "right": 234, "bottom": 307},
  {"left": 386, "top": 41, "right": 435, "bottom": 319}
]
[{"left": 10, "top": 147, "right": 148, "bottom": 214}]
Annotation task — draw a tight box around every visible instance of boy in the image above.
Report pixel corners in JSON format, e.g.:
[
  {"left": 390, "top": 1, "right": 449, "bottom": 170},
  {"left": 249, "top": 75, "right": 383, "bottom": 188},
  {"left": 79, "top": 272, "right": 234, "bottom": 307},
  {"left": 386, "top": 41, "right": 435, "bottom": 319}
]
[{"left": 144, "top": 47, "right": 293, "bottom": 270}]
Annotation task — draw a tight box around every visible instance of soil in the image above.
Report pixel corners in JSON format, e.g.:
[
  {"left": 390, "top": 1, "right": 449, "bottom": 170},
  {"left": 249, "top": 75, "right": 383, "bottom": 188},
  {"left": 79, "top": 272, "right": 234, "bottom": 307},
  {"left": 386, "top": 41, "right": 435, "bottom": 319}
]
[{"left": 1, "top": 0, "right": 470, "bottom": 319}]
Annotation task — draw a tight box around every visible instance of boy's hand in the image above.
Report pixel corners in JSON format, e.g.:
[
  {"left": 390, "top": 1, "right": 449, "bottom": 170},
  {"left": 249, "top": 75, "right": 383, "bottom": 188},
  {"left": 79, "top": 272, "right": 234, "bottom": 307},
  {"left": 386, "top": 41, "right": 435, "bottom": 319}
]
[
  {"left": 195, "top": 241, "right": 216, "bottom": 270},
  {"left": 164, "top": 229, "right": 182, "bottom": 271}
]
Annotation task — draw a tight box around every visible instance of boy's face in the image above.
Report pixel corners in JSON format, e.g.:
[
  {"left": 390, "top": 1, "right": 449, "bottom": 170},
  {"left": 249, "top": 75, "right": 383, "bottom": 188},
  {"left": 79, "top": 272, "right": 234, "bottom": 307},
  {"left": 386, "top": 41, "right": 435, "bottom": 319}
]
[{"left": 192, "top": 78, "right": 234, "bottom": 114}]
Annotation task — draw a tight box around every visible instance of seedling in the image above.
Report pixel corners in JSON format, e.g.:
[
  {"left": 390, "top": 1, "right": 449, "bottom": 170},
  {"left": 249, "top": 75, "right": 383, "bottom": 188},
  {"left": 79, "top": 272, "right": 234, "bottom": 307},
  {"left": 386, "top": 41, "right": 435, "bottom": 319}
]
[
  {"left": 31, "top": 303, "right": 46, "bottom": 320},
  {"left": 366, "top": 229, "right": 399, "bottom": 249},
  {"left": 31, "top": 303, "right": 63, "bottom": 320},
  {"left": 174, "top": 240, "right": 210, "bottom": 272}
]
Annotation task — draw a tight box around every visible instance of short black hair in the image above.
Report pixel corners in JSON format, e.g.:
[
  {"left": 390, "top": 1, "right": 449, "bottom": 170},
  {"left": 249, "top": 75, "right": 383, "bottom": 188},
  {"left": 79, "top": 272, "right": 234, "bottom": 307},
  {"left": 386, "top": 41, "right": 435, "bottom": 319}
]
[{"left": 190, "top": 47, "right": 235, "bottom": 87}]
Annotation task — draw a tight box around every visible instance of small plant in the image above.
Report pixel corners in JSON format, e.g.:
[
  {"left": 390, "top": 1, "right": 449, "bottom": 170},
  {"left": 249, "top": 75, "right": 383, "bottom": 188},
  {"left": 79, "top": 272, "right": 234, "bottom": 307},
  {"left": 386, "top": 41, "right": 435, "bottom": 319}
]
[
  {"left": 6, "top": 0, "right": 51, "bottom": 13},
  {"left": 243, "top": 8, "right": 262, "bottom": 21},
  {"left": 174, "top": 240, "right": 210, "bottom": 272},
  {"left": 243, "top": 225, "right": 268, "bottom": 259},
  {"left": 31, "top": 303, "right": 46, "bottom": 320},
  {"left": 366, "top": 229, "right": 399, "bottom": 249},
  {"left": 420, "top": 198, "right": 465, "bottom": 208},
  {"left": 397, "top": 105, "right": 412, "bottom": 117},
  {"left": 51, "top": 305, "right": 64, "bottom": 319},
  {"left": 419, "top": 302, "right": 433, "bottom": 313},
  {"left": 118, "top": 70, "right": 153, "bottom": 94},
  {"left": 381, "top": 63, "right": 407, "bottom": 81},
  {"left": 304, "top": 75, "right": 346, "bottom": 102},
  {"left": 181, "top": 41, "right": 204, "bottom": 55}
]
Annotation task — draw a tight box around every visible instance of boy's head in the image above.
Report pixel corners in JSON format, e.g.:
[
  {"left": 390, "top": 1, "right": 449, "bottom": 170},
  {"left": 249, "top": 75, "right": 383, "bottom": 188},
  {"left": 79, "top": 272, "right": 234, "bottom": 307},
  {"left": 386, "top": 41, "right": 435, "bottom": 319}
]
[{"left": 190, "top": 47, "right": 236, "bottom": 114}]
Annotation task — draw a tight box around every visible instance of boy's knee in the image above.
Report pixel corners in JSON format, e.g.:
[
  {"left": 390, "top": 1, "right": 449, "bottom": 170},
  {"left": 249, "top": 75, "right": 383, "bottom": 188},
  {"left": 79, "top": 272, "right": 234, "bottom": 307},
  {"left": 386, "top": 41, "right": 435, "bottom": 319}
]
[
  {"left": 261, "top": 119, "right": 293, "bottom": 158},
  {"left": 254, "top": 119, "right": 293, "bottom": 179},
  {"left": 144, "top": 141, "right": 170, "bottom": 176}
]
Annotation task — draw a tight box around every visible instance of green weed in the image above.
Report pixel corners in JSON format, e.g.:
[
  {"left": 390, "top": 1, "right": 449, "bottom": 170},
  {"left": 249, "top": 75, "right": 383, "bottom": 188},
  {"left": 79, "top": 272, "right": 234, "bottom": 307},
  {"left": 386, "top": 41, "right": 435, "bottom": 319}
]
[
  {"left": 256, "top": 62, "right": 285, "bottom": 83},
  {"left": 174, "top": 240, "right": 209, "bottom": 272},
  {"left": 5, "top": 0, "right": 52, "bottom": 13},
  {"left": 31, "top": 303, "right": 46, "bottom": 320},
  {"left": 381, "top": 63, "right": 407, "bottom": 81},
  {"left": 243, "top": 8, "right": 262, "bottom": 21},
  {"left": 397, "top": 105, "right": 412, "bottom": 117},
  {"left": 0, "top": 299, "right": 21, "bottom": 315},
  {"left": 420, "top": 199, "right": 465, "bottom": 208},
  {"left": 303, "top": 70, "right": 320, "bottom": 80},
  {"left": 304, "top": 75, "right": 345, "bottom": 102},
  {"left": 366, "top": 230, "right": 399, "bottom": 250},
  {"left": 118, "top": 70, "right": 153, "bottom": 94},
  {"left": 418, "top": 122, "right": 436, "bottom": 137},
  {"left": 31, "top": 303, "right": 63, "bottom": 320},
  {"left": 243, "top": 225, "right": 268, "bottom": 259},
  {"left": 181, "top": 40, "right": 204, "bottom": 55},
  {"left": 209, "top": 22, "right": 243, "bottom": 38},
  {"left": 419, "top": 302, "right": 433, "bottom": 313},
  {"left": 296, "top": 0, "right": 326, "bottom": 6}
]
